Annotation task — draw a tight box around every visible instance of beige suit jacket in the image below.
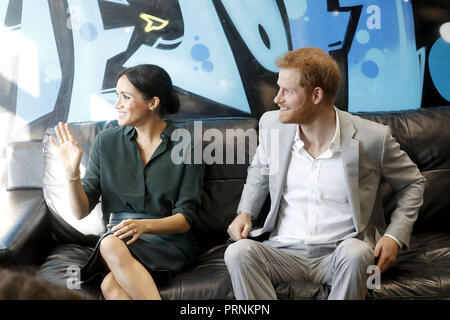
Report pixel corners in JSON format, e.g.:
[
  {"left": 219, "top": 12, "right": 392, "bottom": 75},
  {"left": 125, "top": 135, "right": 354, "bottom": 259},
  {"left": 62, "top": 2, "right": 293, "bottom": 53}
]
[{"left": 238, "top": 109, "right": 425, "bottom": 249}]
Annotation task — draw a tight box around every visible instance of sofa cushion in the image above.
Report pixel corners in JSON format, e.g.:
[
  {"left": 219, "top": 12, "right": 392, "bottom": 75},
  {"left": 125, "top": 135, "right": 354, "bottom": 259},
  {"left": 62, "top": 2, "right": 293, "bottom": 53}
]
[
  {"left": 159, "top": 244, "right": 234, "bottom": 300},
  {"left": 411, "top": 232, "right": 450, "bottom": 297},
  {"left": 358, "top": 106, "right": 450, "bottom": 171},
  {"left": 6, "top": 140, "right": 44, "bottom": 190},
  {"left": 0, "top": 190, "right": 51, "bottom": 265},
  {"left": 414, "top": 169, "right": 450, "bottom": 232},
  {"left": 38, "top": 243, "right": 98, "bottom": 299},
  {"left": 181, "top": 118, "right": 259, "bottom": 250}
]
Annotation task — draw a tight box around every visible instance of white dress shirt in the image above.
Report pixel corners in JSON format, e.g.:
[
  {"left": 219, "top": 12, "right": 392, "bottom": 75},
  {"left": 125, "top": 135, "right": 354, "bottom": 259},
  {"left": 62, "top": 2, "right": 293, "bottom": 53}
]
[{"left": 269, "top": 108, "right": 402, "bottom": 247}]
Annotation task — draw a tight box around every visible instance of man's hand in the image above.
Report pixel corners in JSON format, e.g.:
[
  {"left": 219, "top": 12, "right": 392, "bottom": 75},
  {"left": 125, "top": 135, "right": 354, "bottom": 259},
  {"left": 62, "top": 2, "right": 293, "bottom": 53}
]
[
  {"left": 227, "top": 213, "right": 252, "bottom": 241},
  {"left": 374, "top": 236, "right": 400, "bottom": 273}
]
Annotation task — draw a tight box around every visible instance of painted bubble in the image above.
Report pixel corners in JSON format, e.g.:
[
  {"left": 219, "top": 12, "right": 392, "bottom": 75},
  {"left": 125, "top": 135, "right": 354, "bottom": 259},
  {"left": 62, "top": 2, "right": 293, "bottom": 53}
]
[
  {"left": 361, "top": 60, "right": 379, "bottom": 78},
  {"left": 429, "top": 38, "right": 450, "bottom": 101},
  {"left": 202, "top": 61, "right": 214, "bottom": 72},
  {"left": 356, "top": 29, "right": 370, "bottom": 44},
  {"left": 439, "top": 22, "right": 450, "bottom": 43},
  {"left": 80, "top": 23, "right": 97, "bottom": 41},
  {"left": 191, "top": 43, "right": 210, "bottom": 62}
]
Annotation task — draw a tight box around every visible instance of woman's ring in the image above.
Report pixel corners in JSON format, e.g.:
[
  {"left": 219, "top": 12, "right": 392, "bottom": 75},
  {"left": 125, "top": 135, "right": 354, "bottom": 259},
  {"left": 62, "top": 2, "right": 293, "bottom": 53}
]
[{"left": 133, "top": 228, "right": 137, "bottom": 234}]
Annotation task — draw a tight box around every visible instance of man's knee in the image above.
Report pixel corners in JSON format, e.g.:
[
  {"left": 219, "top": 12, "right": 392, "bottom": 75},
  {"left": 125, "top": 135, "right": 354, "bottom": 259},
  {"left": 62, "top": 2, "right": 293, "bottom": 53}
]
[
  {"left": 335, "top": 238, "right": 374, "bottom": 268},
  {"left": 224, "top": 239, "right": 259, "bottom": 267}
]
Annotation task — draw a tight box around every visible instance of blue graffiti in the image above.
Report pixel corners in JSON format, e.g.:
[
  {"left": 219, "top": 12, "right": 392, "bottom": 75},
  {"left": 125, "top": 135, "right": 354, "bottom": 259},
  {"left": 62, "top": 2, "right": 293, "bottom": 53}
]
[
  {"left": 221, "top": 0, "right": 288, "bottom": 72},
  {"left": 285, "top": 0, "right": 424, "bottom": 112},
  {"left": 285, "top": 0, "right": 350, "bottom": 52},
  {"left": 79, "top": 23, "right": 97, "bottom": 42},
  {"left": 0, "top": 0, "right": 448, "bottom": 128},
  {"left": 429, "top": 37, "right": 450, "bottom": 102},
  {"left": 347, "top": 0, "right": 425, "bottom": 112},
  {"left": 361, "top": 60, "right": 379, "bottom": 79},
  {"left": 191, "top": 39, "right": 214, "bottom": 73}
]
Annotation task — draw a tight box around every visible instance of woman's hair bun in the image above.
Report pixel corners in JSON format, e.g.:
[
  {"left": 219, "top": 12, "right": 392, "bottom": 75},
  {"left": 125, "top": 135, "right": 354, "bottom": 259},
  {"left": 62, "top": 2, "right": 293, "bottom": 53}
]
[
  {"left": 166, "top": 90, "right": 180, "bottom": 114},
  {"left": 118, "top": 64, "right": 180, "bottom": 115}
]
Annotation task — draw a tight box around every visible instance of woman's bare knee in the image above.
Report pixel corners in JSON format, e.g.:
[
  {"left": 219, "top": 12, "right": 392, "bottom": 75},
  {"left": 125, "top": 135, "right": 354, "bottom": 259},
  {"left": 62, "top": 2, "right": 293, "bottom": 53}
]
[
  {"left": 100, "top": 272, "right": 115, "bottom": 298},
  {"left": 99, "top": 235, "right": 129, "bottom": 267},
  {"left": 101, "top": 272, "right": 130, "bottom": 300}
]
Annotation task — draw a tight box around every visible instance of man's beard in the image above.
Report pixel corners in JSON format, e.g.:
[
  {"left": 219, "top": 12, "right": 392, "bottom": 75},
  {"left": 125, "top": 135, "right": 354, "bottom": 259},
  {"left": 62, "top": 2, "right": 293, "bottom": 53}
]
[{"left": 278, "top": 103, "right": 316, "bottom": 125}]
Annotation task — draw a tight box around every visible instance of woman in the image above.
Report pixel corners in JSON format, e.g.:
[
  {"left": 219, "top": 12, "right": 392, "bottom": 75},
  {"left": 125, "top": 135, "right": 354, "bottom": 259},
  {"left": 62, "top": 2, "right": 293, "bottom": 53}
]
[{"left": 49, "top": 64, "right": 204, "bottom": 300}]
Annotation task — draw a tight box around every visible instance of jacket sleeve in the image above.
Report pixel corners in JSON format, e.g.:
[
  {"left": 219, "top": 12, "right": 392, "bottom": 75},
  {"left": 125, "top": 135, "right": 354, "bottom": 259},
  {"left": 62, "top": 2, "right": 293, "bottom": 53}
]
[
  {"left": 237, "top": 115, "right": 271, "bottom": 221},
  {"left": 381, "top": 126, "right": 426, "bottom": 249}
]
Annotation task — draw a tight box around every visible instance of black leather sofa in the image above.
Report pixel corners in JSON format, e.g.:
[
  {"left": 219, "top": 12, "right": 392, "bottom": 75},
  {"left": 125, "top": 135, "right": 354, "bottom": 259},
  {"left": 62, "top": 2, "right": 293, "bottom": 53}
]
[{"left": 1, "top": 106, "right": 449, "bottom": 299}]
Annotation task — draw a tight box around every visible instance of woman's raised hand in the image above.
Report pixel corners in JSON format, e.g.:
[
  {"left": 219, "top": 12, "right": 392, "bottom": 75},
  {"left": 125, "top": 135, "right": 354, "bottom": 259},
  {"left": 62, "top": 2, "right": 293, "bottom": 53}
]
[{"left": 49, "top": 122, "right": 83, "bottom": 179}]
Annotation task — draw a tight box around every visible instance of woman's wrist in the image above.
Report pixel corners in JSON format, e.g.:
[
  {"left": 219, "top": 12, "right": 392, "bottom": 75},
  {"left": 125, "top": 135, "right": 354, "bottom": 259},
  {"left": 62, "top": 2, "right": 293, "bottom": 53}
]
[
  {"left": 143, "top": 219, "right": 153, "bottom": 234},
  {"left": 66, "top": 169, "right": 80, "bottom": 181}
]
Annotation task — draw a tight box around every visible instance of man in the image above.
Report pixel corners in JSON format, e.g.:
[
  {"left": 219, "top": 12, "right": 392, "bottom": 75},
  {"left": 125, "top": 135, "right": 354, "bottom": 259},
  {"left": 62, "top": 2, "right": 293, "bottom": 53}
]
[{"left": 224, "top": 47, "right": 425, "bottom": 300}]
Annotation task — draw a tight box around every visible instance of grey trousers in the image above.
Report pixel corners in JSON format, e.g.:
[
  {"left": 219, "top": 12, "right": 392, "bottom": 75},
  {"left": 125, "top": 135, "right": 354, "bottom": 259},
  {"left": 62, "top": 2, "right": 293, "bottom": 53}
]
[{"left": 224, "top": 238, "right": 374, "bottom": 300}]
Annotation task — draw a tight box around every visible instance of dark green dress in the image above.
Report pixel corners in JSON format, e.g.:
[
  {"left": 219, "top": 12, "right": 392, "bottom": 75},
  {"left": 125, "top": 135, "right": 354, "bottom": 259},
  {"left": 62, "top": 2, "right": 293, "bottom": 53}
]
[{"left": 80, "top": 123, "right": 204, "bottom": 285}]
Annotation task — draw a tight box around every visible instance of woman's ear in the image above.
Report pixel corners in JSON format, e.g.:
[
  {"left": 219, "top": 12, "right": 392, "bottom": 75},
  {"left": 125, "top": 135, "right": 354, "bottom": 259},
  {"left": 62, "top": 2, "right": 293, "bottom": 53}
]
[{"left": 148, "top": 97, "right": 160, "bottom": 111}]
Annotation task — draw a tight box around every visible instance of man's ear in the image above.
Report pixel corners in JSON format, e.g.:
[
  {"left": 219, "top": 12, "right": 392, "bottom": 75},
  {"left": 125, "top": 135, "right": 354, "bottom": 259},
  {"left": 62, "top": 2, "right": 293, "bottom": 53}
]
[
  {"left": 148, "top": 97, "right": 160, "bottom": 111},
  {"left": 312, "top": 87, "right": 324, "bottom": 105}
]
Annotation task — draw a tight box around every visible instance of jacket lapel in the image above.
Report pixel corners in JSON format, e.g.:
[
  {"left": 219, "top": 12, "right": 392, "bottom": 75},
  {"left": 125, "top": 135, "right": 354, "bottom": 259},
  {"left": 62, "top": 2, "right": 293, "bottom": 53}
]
[
  {"left": 263, "top": 122, "right": 296, "bottom": 231},
  {"left": 274, "top": 123, "right": 296, "bottom": 192},
  {"left": 338, "top": 110, "right": 361, "bottom": 232}
]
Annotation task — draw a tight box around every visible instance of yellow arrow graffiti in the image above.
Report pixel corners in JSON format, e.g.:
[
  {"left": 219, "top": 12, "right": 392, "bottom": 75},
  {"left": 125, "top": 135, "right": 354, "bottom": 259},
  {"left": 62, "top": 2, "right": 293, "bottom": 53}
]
[{"left": 139, "top": 13, "right": 169, "bottom": 32}]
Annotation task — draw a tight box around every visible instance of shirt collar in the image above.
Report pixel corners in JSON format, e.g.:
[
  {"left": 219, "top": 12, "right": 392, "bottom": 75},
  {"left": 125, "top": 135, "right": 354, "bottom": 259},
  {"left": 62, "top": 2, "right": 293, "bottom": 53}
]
[
  {"left": 124, "top": 122, "right": 175, "bottom": 141},
  {"left": 125, "top": 126, "right": 135, "bottom": 139},
  {"left": 330, "top": 106, "right": 341, "bottom": 152},
  {"left": 293, "top": 107, "right": 341, "bottom": 154}
]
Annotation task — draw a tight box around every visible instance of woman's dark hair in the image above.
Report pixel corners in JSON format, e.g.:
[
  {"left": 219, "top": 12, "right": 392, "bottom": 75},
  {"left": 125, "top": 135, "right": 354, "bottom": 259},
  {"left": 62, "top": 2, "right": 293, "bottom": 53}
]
[{"left": 118, "top": 64, "right": 180, "bottom": 115}]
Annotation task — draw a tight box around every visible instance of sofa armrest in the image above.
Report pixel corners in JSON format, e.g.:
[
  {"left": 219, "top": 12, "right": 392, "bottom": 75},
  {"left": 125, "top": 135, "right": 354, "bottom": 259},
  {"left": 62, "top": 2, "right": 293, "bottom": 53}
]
[{"left": 0, "top": 190, "right": 52, "bottom": 266}]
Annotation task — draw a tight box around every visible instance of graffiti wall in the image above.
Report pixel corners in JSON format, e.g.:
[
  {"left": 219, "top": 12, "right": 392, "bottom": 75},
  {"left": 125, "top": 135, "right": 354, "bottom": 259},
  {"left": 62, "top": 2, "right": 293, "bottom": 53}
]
[{"left": 0, "top": 0, "right": 449, "bottom": 184}]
